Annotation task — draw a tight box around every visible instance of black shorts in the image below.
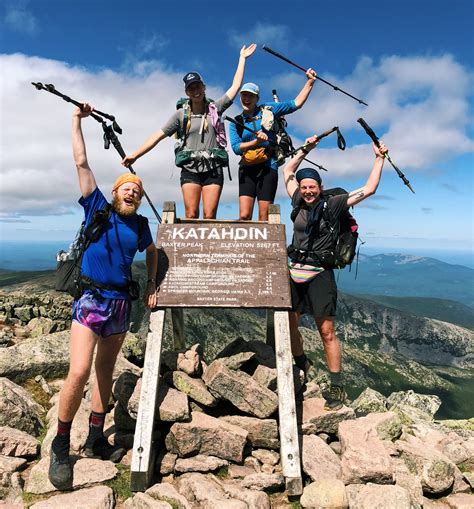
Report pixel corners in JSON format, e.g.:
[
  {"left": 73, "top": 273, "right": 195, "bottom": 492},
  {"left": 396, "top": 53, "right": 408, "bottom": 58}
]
[
  {"left": 180, "top": 167, "right": 224, "bottom": 187},
  {"left": 290, "top": 269, "right": 338, "bottom": 318},
  {"left": 239, "top": 164, "right": 278, "bottom": 202}
]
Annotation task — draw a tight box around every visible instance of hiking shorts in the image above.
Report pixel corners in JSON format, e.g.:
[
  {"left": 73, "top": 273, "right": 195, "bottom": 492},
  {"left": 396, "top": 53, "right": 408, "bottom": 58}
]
[
  {"left": 239, "top": 164, "right": 278, "bottom": 202},
  {"left": 72, "top": 291, "right": 131, "bottom": 338},
  {"left": 180, "top": 167, "right": 224, "bottom": 187},
  {"left": 290, "top": 269, "right": 338, "bottom": 318}
]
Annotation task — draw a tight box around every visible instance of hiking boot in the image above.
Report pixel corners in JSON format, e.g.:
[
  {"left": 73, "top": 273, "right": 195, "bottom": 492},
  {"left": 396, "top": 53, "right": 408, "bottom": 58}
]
[
  {"left": 323, "top": 384, "right": 346, "bottom": 411},
  {"left": 84, "top": 437, "right": 126, "bottom": 463},
  {"left": 48, "top": 449, "right": 72, "bottom": 490}
]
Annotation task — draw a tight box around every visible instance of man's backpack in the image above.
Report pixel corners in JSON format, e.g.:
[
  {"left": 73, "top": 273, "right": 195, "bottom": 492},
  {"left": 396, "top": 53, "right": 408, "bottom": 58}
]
[
  {"left": 289, "top": 187, "right": 358, "bottom": 269},
  {"left": 55, "top": 204, "right": 147, "bottom": 299}
]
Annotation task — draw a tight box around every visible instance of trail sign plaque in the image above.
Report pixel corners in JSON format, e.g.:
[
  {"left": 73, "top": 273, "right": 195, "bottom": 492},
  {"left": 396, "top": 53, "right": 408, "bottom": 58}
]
[{"left": 155, "top": 222, "right": 291, "bottom": 308}]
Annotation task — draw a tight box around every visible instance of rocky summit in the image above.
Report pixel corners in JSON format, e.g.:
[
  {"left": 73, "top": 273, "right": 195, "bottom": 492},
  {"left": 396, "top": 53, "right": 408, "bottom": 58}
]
[{"left": 0, "top": 284, "right": 473, "bottom": 507}]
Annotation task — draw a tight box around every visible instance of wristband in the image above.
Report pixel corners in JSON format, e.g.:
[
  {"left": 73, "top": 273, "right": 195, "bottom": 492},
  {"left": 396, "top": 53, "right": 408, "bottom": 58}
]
[{"left": 301, "top": 147, "right": 309, "bottom": 155}]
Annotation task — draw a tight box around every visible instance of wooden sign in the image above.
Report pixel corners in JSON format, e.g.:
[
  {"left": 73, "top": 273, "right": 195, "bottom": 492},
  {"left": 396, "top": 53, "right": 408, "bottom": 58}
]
[{"left": 155, "top": 222, "right": 291, "bottom": 309}]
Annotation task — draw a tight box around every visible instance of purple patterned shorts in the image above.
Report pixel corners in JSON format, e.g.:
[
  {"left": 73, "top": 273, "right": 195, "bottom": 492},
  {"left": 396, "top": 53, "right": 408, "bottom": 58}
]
[{"left": 72, "top": 291, "right": 131, "bottom": 338}]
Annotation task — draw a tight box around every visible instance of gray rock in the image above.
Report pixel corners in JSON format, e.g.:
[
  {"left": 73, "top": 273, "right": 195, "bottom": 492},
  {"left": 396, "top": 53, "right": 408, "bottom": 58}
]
[
  {"left": 124, "top": 493, "right": 172, "bottom": 508},
  {"left": 177, "top": 344, "right": 203, "bottom": 376},
  {"left": 387, "top": 390, "right": 441, "bottom": 419},
  {"left": 346, "top": 483, "right": 412, "bottom": 508},
  {"left": 301, "top": 397, "right": 355, "bottom": 434},
  {"left": 251, "top": 449, "right": 279, "bottom": 466},
  {"left": 26, "top": 317, "right": 55, "bottom": 338},
  {"left": 146, "top": 482, "right": 191, "bottom": 509},
  {"left": 30, "top": 485, "right": 114, "bottom": 508},
  {"left": 221, "top": 351, "right": 255, "bottom": 370},
  {"left": 240, "top": 472, "right": 284, "bottom": 491},
  {"left": 302, "top": 434, "right": 342, "bottom": 482},
  {"left": 220, "top": 415, "right": 279, "bottom": 449},
  {"left": 165, "top": 411, "right": 247, "bottom": 462},
  {"left": 174, "top": 455, "right": 228, "bottom": 473},
  {"left": 0, "top": 455, "right": 27, "bottom": 473},
  {"left": 114, "top": 401, "right": 136, "bottom": 431},
  {"left": 158, "top": 452, "right": 177, "bottom": 475},
  {"left": 112, "top": 371, "right": 139, "bottom": 410},
  {"left": 0, "top": 378, "right": 44, "bottom": 436},
  {"left": 350, "top": 387, "right": 387, "bottom": 415},
  {"left": 25, "top": 457, "right": 117, "bottom": 494},
  {"left": 14, "top": 305, "right": 33, "bottom": 323},
  {"left": 0, "top": 331, "right": 70, "bottom": 382},
  {"left": 444, "top": 493, "right": 474, "bottom": 508},
  {"left": 300, "top": 479, "right": 348, "bottom": 509},
  {"left": 219, "top": 480, "right": 271, "bottom": 509},
  {"left": 172, "top": 371, "right": 218, "bottom": 407},
  {"left": 251, "top": 365, "right": 277, "bottom": 391},
  {"left": 216, "top": 337, "right": 276, "bottom": 368},
  {"left": 176, "top": 472, "right": 246, "bottom": 508},
  {"left": 0, "top": 470, "right": 23, "bottom": 506},
  {"left": 396, "top": 434, "right": 456, "bottom": 495},
  {"left": 392, "top": 457, "right": 424, "bottom": 509},
  {"left": 0, "top": 426, "right": 40, "bottom": 457},
  {"left": 203, "top": 360, "right": 278, "bottom": 418},
  {"left": 339, "top": 413, "right": 394, "bottom": 484}
]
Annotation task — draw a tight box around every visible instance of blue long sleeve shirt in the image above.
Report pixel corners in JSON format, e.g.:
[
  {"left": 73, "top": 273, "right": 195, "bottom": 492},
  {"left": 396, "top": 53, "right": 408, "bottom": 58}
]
[{"left": 229, "top": 100, "right": 298, "bottom": 170}]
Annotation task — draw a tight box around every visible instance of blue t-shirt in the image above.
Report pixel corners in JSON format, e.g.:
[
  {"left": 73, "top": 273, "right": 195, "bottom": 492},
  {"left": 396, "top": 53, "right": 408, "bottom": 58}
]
[
  {"left": 80, "top": 187, "right": 153, "bottom": 299},
  {"left": 229, "top": 100, "right": 298, "bottom": 170}
]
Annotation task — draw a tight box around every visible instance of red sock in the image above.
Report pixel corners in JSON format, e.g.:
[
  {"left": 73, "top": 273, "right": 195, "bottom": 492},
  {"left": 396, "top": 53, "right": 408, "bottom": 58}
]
[{"left": 57, "top": 419, "right": 72, "bottom": 437}]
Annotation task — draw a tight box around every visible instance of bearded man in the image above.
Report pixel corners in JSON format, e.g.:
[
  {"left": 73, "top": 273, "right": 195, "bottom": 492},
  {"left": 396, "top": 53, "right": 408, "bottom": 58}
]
[{"left": 49, "top": 103, "right": 158, "bottom": 490}]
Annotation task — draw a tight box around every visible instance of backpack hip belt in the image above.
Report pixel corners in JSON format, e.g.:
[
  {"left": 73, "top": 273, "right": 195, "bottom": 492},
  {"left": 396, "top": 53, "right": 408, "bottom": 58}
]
[{"left": 287, "top": 244, "right": 334, "bottom": 267}]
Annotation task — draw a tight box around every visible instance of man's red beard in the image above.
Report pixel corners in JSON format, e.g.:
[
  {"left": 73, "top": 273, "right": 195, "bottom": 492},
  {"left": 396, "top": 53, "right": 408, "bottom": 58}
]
[{"left": 112, "top": 195, "right": 140, "bottom": 216}]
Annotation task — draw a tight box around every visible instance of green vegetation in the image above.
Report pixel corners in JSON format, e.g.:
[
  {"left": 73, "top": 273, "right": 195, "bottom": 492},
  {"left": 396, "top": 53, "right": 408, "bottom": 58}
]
[
  {"left": 215, "top": 465, "right": 229, "bottom": 479},
  {"left": 105, "top": 463, "right": 132, "bottom": 502},
  {"left": 22, "top": 491, "right": 51, "bottom": 508}
]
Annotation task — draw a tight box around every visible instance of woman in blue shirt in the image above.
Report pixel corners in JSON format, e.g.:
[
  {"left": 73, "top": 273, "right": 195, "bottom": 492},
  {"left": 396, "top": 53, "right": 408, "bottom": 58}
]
[{"left": 229, "top": 69, "right": 317, "bottom": 221}]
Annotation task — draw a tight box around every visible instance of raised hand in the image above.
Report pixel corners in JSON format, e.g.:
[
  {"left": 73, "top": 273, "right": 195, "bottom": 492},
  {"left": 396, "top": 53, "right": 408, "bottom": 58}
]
[
  {"left": 373, "top": 141, "right": 388, "bottom": 158},
  {"left": 305, "top": 67, "right": 317, "bottom": 82},
  {"left": 240, "top": 43, "right": 257, "bottom": 59},
  {"left": 73, "top": 102, "right": 94, "bottom": 119}
]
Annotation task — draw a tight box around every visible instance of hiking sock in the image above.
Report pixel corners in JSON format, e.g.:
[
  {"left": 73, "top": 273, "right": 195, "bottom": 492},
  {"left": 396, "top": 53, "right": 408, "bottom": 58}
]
[
  {"left": 294, "top": 354, "right": 308, "bottom": 370},
  {"left": 329, "top": 371, "right": 343, "bottom": 387},
  {"left": 51, "top": 419, "right": 72, "bottom": 460},
  {"left": 86, "top": 411, "right": 106, "bottom": 446}
]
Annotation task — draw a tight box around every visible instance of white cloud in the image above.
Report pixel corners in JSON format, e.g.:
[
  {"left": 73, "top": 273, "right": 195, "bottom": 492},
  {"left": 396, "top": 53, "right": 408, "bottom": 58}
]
[
  {"left": 4, "top": 5, "right": 38, "bottom": 35},
  {"left": 0, "top": 52, "right": 473, "bottom": 221},
  {"left": 228, "top": 22, "right": 291, "bottom": 50}
]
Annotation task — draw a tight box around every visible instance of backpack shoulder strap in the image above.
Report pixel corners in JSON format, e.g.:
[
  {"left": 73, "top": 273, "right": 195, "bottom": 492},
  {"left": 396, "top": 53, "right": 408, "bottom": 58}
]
[
  {"left": 136, "top": 214, "right": 148, "bottom": 247},
  {"left": 235, "top": 114, "right": 244, "bottom": 139}
]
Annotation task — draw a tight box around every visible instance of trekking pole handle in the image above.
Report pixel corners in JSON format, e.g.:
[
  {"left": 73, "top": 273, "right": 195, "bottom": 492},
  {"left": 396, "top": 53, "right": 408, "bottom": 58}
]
[
  {"left": 316, "top": 126, "right": 339, "bottom": 140},
  {"left": 357, "top": 118, "right": 380, "bottom": 146}
]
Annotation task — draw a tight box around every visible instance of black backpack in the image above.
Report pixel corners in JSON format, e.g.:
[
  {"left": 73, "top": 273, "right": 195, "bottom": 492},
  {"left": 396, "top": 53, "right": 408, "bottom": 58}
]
[
  {"left": 288, "top": 187, "right": 358, "bottom": 269},
  {"left": 55, "top": 204, "right": 147, "bottom": 299}
]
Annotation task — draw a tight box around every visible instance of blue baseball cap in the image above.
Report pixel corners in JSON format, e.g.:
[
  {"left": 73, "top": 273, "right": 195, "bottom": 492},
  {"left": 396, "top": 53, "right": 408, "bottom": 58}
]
[{"left": 240, "top": 83, "right": 260, "bottom": 96}]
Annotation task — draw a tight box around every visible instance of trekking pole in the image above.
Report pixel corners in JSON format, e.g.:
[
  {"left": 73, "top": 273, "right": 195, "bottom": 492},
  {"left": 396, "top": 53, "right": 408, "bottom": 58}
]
[
  {"left": 285, "top": 126, "right": 346, "bottom": 158},
  {"left": 31, "top": 82, "right": 162, "bottom": 221},
  {"left": 262, "top": 45, "right": 368, "bottom": 106},
  {"left": 357, "top": 118, "right": 415, "bottom": 194},
  {"left": 223, "top": 115, "right": 329, "bottom": 172}
]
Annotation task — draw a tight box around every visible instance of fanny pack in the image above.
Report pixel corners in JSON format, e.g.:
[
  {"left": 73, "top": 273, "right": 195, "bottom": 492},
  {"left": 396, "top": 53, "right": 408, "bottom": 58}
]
[
  {"left": 175, "top": 147, "right": 229, "bottom": 168},
  {"left": 241, "top": 147, "right": 269, "bottom": 166}
]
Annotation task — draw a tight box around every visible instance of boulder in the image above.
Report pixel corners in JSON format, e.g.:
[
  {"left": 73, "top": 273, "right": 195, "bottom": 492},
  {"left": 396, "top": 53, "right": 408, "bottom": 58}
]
[
  {"left": 444, "top": 493, "right": 474, "bottom": 508},
  {"left": 220, "top": 416, "right": 279, "bottom": 449},
  {"left": 392, "top": 457, "right": 424, "bottom": 509},
  {"left": 26, "top": 317, "right": 56, "bottom": 338},
  {"left": 0, "top": 331, "right": 70, "bottom": 382},
  {"left": 252, "top": 365, "right": 277, "bottom": 391},
  {"left": 177, "top": 344, "right": 203, "bottom": 376},
  {"left": 216, "top": 338, "right": 276, "bottom": 368},
  {"left": 251, "top": 449, "right": 279, "bottom": 466},
  {"left": 158, "top": 452, "right": 177, "bottom": 475},
  {"left": 396, "top": 434, "right": 456, "bottom": 495},
  {"left": 165, "top": 411, "right": 248, "bottom": 462},
  {"left": 387, "top": 390, "right": 441, "bottom": 419},
  {"left": 25, "top": 457, "right": 117, "bottom": 494},
  {"left": 0, "top": 455, "right": 27, "bottom": 474},
  {"left": 124, "top": 493, "right": 172, "bottom": 508},
  {"left": 346, "top": 483, "right": 412, "bottom": 509},
  {"left": 172, "top": 371, "right": 218, "bottom": 407},
  {"left": 30, "top": 485, "right": 114, "bottom": 508},
  {"left": 221, "top": 352, "right": 255, "bottom": 370},
  {"left": 176, "top": 472, "right": 247, "bottom": 508},
  {"left": 218, "top": 480, "right": 271, "bottom": 508},
  {"left": 0, "top": 427, "right": 40, "bottom": 457},
  {"left": 146, "top": 482, "right": 191, "bottom": 509},
  {"left": 174, "top": 455, "right": 228, "bottom": 473},
  {"left": 240, "top": 472, "right": 284, "bottom": 491},
  {"left": 203, "top": 360, "right": 278, "bottom": 418},
  {"left": 350, "top": 387, "right": 387, "bottom": 415},
  {"left": 301, "top": 434, "right": 342, "bottom": 482},
  {"left": 0, "top": 378, "right": 44, "bottom": 436},
  {"left": 339, "top": 413, "right": 395, "bottom": 484},
  {"left": 300, "top": 479, "right": 348, "bottom": 509},
  {"left": 301, "top": 397, "right": 355, "bottom": 434},
  {"left": 112, "top": 371, "right": 139, "bottom": 410}
]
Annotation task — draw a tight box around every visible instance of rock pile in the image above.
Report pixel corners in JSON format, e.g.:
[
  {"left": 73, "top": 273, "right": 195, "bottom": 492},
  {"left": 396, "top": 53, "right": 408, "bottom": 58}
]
[
  {"left": 0, "top": 334, "right": 473, "bottom": 508},
  {"left": 0, "top": 292, "right": 72, "bottom": 346}
]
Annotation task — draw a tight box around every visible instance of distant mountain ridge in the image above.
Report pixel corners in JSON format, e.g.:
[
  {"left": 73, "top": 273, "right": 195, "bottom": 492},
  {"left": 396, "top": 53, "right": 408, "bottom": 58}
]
[{"left": 337, "top": 253, "right": 474, "bottom": 307}]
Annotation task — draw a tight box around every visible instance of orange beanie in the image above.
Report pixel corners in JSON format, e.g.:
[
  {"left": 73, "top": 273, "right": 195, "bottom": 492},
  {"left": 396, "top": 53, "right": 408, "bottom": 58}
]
[{"left": 112, "top": 174, "right": 144, "bottom": 196}]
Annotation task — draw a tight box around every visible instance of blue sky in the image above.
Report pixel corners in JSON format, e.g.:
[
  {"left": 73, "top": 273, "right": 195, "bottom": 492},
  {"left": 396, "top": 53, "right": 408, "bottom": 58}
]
[{"left": 0, "top": 0, "right": 473, "bottom": 260}]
